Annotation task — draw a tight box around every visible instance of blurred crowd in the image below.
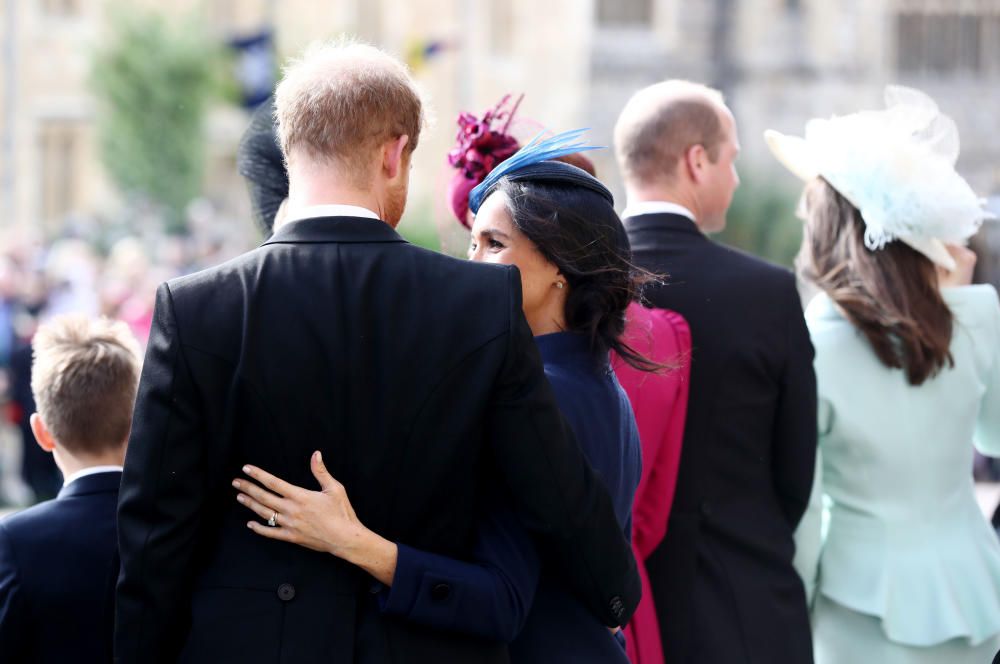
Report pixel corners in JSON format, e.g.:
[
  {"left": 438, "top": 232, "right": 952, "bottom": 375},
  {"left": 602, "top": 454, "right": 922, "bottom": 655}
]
[{"left": 0, "top": 201, "right": 256, "bottom": 505}]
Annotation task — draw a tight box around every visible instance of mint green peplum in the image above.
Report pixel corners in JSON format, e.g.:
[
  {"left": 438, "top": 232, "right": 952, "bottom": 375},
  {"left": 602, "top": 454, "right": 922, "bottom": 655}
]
[{"left": 795, "top": 285, "right": 1000, "bottom": 659}]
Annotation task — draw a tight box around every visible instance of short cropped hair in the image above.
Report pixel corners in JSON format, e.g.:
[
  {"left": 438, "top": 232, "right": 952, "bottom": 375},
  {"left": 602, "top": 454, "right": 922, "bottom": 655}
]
[
  {"left": 275, "top": 40, "right": 425, "bottom": 185},
  {"left": 614, "top": 80, "right": 727, "bottom": 185},
  {"left": 31, "top": 315, "right": 141, "bottom": 455}
]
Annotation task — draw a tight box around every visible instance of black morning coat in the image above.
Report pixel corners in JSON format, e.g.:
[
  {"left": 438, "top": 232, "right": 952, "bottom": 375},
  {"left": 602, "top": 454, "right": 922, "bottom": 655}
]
[
  {"left": 626, "top": 212, "right": 818, "bottom": 664},
  {"left": 114, "top": 216, "right": 640, "bottom": 664}
]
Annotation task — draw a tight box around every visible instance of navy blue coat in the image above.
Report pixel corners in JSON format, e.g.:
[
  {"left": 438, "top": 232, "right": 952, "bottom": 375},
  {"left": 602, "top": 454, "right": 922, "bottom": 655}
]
[
  {"left": 0, "top": 470, "right": 121, "bottom": 663},
  {"left": 379, "top": 333, "right": 641, "bottom": 662}
]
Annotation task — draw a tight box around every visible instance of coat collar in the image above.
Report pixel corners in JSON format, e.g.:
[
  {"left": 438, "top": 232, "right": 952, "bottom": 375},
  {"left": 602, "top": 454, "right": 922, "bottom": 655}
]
[
  {"left": 262, "top": 216, "right": 408, "bottom": 247},
  {"left": 624, "top": 212, "right": 706, "bottom": 240},
  {"left": 57, "top": 470, "right": 122, "bottom": 499}
]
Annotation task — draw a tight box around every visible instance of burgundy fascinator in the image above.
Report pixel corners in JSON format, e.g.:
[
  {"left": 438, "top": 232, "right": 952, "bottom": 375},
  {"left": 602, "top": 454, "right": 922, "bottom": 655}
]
[{"left": 447, "top": 94, "right": 524, "bottom": 228}]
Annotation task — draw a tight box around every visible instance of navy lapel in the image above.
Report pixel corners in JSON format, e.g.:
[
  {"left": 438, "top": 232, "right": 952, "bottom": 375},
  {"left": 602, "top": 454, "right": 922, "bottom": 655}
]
[{"left": 58, "top": 471, "right": 122, "bottom": 500}]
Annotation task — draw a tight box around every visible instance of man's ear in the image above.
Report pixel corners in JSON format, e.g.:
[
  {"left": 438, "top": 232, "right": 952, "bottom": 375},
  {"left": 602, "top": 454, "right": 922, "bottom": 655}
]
[
  {"left": 29, "top": 413, "right": 56, "bottom": 453},
  {"left": 383, "top": 134, "right": 411, "bottom": 180},
  {"left": 683, "top": 143, "right": 707, "bottom": 184}
]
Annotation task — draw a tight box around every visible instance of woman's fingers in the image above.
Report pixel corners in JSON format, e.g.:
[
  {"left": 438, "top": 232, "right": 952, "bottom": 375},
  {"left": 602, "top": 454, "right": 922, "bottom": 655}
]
[
  {"left": 246, "top": 520, "right": 299, "bottom": 543},
  {"left": 945, "top": 243, "right": 977, "bottom": 264},
  {"left": 242, "top": 464, "right": 301, "bottom": 498},
  {"left": 232, "top": 478, "right": 286, "bottom": 513},
  {"left": 236, "top": 491, "right": 284, "bottom": 523},
  {"left": 941, "top": 243, "right": 977, "bottom": 287}
]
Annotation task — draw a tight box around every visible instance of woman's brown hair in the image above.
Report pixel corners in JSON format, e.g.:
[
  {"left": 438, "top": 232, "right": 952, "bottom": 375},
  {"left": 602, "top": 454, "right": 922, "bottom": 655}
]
[{"left": 798, "top": 177, "right": 954, "bottom": 386}]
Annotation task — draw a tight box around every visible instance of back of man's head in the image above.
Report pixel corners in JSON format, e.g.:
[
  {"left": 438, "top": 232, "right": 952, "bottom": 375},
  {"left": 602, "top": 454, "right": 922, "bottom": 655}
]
[
  {"left": 31, "top": 315, "right": 141, "bottom": 457},
  {"left": 614, "top": 80, "right": 728, "bottom": 188},
  {"left": 275, "top": 40, "right": 424, "bottom": 189}
]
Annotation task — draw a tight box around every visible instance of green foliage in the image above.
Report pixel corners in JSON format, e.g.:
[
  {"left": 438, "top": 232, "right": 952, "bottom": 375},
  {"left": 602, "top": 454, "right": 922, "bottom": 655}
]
[
  {"left": 398, "top": 221, "right": 441, "bottom": 251},
  {"left": 397, "top": 198, "right": 444, "bottom": 251},
  {"left": 716, "top": 176, "right": 803, "bottom": 268},
  {"left": 90, "top": 5, "right": 226, "bottom": 232}
]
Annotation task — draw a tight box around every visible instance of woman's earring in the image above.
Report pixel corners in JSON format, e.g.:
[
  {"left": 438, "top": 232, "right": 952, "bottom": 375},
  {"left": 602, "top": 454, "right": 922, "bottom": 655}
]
[{"left": 555, "top": 282, "right": 564, "bottom": 289}]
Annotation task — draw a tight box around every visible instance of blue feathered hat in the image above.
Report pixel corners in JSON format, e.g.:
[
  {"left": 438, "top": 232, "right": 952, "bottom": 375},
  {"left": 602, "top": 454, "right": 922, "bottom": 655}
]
[{"left": 467, "top": 129, "right": 606, "bottom": 214}]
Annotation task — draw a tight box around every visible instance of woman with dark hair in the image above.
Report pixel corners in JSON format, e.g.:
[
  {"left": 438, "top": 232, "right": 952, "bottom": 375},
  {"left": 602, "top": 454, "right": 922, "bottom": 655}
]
[
  {"left": 236, "top": 96, "right": 287, "bottom": 237},
  {"left": 232, "top": 133, "right": 658, "bottom": 662},
  {"left": 467, "top": 166, "right": 655, "bottom": 372},
  {"left": 448, "top": 97, "right": 688, "bottom": 663},
  {"left": 767, "top": 86, "right": 1000, "bottom": 663}
]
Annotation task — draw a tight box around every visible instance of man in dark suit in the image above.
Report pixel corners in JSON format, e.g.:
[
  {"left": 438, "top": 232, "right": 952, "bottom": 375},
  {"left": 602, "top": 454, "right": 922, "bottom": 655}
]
[
  {"left": 0, "top": 315, "right": 141, "bottom": 663},
  {"left": 115, "top": 42, "right": 639, "bottom": 664},
  {"left": 613, "top": 80, "right": 818, "bottom": 663}
]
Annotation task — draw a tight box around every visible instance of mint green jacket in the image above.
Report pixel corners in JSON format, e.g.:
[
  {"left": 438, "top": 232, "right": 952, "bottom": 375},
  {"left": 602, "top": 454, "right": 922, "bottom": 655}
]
[{"left": 794, "top": 285, "right": 1000, "bottom": 647}]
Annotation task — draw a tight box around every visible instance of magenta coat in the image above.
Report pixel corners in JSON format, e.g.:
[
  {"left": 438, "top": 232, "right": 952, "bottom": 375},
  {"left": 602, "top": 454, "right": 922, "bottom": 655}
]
[{"left": 614, "top": 304, "right": 692, "bottom": 664}]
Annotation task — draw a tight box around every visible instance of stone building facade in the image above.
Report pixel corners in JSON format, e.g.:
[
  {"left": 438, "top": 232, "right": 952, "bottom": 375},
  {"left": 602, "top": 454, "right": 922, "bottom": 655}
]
[
  {"left": 1, "top": 0, "right": 998, "bottom": 261},
  {"left": 584, "top": 0, "right": 1000, "bottom": 195}
]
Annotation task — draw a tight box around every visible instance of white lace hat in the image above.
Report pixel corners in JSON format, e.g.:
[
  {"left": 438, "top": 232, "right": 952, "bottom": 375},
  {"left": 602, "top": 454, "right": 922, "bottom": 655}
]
[{"left": 765, "top": 85, "right": 995, "bottom": 271}]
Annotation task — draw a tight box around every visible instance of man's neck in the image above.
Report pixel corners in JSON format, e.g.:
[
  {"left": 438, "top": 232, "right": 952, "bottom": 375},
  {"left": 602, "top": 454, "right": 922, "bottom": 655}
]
[
  {"left": 282, "top": 164, "right": 388, "bottom": 229},
  {"left": 624, "top": 189, "right": 706, "bottom": 232},
  {"left": 54, "top": 447, "right": 125, "bottom": 481},
  {"left": 283, "top": 190, "right": 381, "bottom": 225},
  {"left": 290, "top": 190, "right": 379, "bottom": 211},
  {"left": 281, "top": 202, "right": 382, "bottom": 226},
  {"left": 625, "top": 187, "right": 700, "bottom": 222}
]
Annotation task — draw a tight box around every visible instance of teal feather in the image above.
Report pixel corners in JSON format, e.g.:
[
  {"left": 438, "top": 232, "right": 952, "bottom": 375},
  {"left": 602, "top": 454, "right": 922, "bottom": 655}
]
[{"left": 468, "top": 128, "right": 603, "bottom": 214}]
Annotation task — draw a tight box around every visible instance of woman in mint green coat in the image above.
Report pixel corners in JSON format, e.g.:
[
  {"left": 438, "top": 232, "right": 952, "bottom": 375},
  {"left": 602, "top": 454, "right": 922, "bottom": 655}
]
[{"left": 767, "top": 86, "right": 1000, "bottom": 663}]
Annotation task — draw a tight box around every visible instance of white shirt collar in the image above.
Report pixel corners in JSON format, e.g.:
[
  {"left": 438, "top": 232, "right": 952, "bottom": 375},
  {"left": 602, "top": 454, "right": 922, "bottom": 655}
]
[
  {"left": 63, "top": 465, "right": 124, "bottom": 488},
  {"left": 621, "top": 200, "right": 696, "bottom": 222},
  {"left": 283, "top": 204, "right": 381, "bottom": 225}
]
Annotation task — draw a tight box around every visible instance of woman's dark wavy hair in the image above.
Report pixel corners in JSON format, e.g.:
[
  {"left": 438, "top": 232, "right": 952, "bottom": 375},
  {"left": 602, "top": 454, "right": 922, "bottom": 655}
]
[
  {"left": 798, "top": 177, "right": 953, "bottom": 386},
  {"left": 493, "top": 176, "right": 663, "bottom": 372}
]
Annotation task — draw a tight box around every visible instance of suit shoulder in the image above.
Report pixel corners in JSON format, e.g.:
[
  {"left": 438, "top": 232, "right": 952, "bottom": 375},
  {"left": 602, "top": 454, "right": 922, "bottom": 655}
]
[
  {"left": 402, "top": 243, "right": 513, "bottom": 290},
  {"left": 711, "top": 241, "right": 794, "bottom": 285},
  {"left": 0, "top": 499, "right": 63, "bottom": 544},
  {"left": 694, "top": 242, "right": 798, "bottom": 308},
  {"left": 401, "top": 248, "right": 517, "bottom": 340},
  {"left": 164, "top": 247, "right": 268, "bottom": 298}
]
